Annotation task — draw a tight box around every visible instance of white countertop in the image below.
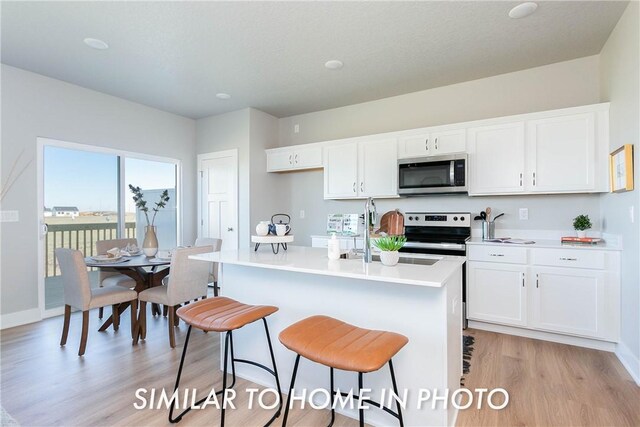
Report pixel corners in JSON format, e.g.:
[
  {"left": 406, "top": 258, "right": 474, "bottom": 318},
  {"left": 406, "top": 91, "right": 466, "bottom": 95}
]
[
  {"left": 466, "top": 237, "right": 622, "bottom": 251},
  {"left": 190, "top": 246, "right": 465, "bottom": 288}
]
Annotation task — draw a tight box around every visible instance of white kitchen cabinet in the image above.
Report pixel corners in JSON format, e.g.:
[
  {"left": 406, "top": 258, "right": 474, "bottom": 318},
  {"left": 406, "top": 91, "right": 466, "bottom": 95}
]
[
  {"left": 266, "top": 145, "right": 322, "bottom": 172},
  {"left": 467, "top": 261, "right": 527, "bottom": 327},
  {"left": 398, "top": 129, "right": 466, "bottom": 159},
  {"left": 324, "top": 138, "right": 398, "bottom": 199},
  {"left": 468, "top": 122, "right": 526, "bottom": 195},
  {"left": 531, "top": 267, "right": 607, "bottom": 339},
  {"left": 526, "top": 113, "right": 596, "bottom": 193}
]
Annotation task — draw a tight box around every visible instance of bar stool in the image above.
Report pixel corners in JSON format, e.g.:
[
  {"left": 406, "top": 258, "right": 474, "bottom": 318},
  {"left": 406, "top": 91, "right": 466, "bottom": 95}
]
[
  {"left": 279, "top": 315, "right": 408, "bottom": 427},
  {"left": 169, "top": 297, "right": 283, "bottom": 426}
]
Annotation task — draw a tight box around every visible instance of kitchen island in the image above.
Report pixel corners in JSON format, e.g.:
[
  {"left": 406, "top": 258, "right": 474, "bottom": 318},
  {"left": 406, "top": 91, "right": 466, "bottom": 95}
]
[{"left": 191, "top": 246, "right": 465, "bottom": 426}]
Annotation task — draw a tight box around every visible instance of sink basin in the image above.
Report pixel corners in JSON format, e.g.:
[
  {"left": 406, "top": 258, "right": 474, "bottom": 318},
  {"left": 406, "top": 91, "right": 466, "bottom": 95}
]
[{"left": 371, "top": 255, "right": 440, "bottom": 266}]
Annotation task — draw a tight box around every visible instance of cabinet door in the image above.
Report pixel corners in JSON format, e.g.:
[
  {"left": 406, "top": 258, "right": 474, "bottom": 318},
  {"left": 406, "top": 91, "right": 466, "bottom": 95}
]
[
  {"left": 358, "top": 138, "right": 398, "bottom": 198},
  {"left": 266, "top": 149, "right": 294, "bottom": 172},
  {"left": 398, "top": 133, "right": 430, "bottom": 158},
  {"left": 293, "top": 146, "right": 323, "bottom": 170},
  {"left": 467, "top": 262, "right": 527, "bottom": 327},
  {"left": 531, "top": 267, "right": 606, "bottom": 339},
  {"left": 468, "top": 122, "right": 526, "bottom": 195},
  {"left": 431, "top": 129, "right": 466, "bottom": 155},
  {"left": 527, "top": 113, "right": 595, "bottom": 192},
  {"left": 324, "top": 143, "right": 359, "bottom": 199}
]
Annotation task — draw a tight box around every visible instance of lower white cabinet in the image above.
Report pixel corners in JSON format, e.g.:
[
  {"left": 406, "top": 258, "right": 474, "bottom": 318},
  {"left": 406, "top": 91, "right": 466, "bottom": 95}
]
[
  {"left": 531, "top": 267, "right": 607, "bottom": 339},
  {"left": 467, "top": 262, "right": 527, "bottom": 327},
  {"left": 467, "top": 244, "right": 619, "bottom": 343}
]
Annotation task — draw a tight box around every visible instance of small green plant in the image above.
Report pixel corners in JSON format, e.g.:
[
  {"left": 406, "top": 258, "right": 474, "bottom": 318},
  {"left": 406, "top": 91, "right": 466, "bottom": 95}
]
[
  {"left": 373, "top": 235, "right": 407, "bottom": 252},
  {"left": 573, "top": 214, "right": 592, "bottom": 231},
  {"left": 129, "top": 185, "right": 170, "bottom": 226}
]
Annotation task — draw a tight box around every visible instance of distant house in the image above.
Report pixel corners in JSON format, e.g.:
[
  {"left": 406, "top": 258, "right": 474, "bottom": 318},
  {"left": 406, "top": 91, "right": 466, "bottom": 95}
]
[
  {"left": 52, "top": 206, "right": 79, "bottom": 218},
  {"left": 44, "top": 207, "right": 53, "bottom": 217}
]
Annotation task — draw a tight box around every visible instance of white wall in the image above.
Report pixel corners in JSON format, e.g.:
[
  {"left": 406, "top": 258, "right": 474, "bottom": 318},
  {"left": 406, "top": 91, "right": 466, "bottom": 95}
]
[
  {"left": 276, "top": 56, "right": 604, "bottom": 245},
  {"left": 0, "top": 64, "right": 197, "bottom": 317},
  {"left": 599, "top": 2, "right": 640, "bottom": 382}
]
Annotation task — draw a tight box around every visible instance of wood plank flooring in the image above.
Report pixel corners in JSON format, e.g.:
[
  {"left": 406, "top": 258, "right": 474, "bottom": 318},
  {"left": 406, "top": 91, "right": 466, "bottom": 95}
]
[{"left": 1, "top": 311, "right": 638, "bottom": 426}]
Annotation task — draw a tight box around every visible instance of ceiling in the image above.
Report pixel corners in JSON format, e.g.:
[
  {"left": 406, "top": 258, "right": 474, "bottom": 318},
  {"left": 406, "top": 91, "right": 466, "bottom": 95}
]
[{"left": 1, "top": 1, "right": 628, "bottom": 119}]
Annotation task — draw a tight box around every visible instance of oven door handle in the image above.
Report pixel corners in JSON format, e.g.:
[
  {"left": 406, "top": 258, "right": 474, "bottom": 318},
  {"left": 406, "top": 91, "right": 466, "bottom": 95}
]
[
  {"left": 404, "top": 241, "right": 466, "bottom": 251},
  {"left": 449, "top": 160, "right": 455, "bottom": 186}
]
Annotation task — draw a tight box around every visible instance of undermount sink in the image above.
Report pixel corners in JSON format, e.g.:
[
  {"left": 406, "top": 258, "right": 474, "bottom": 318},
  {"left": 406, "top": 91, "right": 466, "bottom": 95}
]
[{"left": 371, "top": 255, "right": 440, "bottom": 266}]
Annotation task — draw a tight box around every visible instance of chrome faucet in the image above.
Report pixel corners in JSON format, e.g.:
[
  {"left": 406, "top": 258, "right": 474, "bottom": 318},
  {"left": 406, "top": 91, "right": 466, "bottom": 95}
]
[{"left": 364, "top": 197, "right": 377, "bottom": 263}]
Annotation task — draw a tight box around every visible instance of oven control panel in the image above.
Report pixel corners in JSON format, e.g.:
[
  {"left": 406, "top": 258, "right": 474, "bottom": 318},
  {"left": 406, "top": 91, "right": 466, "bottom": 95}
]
[{"left": 405, "top": 212, "right": 471, "bottom": 227}]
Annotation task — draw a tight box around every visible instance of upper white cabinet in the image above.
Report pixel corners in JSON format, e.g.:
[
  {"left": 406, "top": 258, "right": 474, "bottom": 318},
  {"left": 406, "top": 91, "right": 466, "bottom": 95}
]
[
  {"left": 324, "top": 138, "right": 398, "bottom": 199},
  {"left": 468, "top": 104, "right": 609, "bottom": 196},
  {"left": 468, "top": 122, "right": 526, "bottom": 194},
  {"left": 266, "top": 144, "right": 322, "bottom": 172},
  {"left": 398, "top": 129, "right": 466, "bottom": 159}
]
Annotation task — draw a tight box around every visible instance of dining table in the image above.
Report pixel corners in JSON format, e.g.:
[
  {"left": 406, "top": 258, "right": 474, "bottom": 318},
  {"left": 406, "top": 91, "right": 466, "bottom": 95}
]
[{"left": 85, "top": 254, "right": 171, "bottom": 332}]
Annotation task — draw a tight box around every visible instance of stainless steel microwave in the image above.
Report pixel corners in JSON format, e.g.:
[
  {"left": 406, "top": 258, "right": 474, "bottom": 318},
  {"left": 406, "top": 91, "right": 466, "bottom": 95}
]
[{"left": 398, "top": 154, "right": 468, "bottom": 195}]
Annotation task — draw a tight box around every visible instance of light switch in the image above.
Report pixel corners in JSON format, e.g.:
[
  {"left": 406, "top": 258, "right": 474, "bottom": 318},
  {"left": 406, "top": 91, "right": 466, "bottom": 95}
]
[
  {"left": 294, "top": 124, "right": 300, "bottom": 134},
  {"left": 299, "top": 210, "right": 305, "bottom": 219},
  {"left": 519, "top": 208, "right": 529, "bottom": 220},
  {"left": 0, "top": 210, "right": 19, "bottom": 222}
]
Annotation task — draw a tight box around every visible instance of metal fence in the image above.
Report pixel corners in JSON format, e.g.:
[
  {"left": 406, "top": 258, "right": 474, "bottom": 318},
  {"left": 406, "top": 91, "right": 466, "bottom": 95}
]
[{"left": 45, "top": 222, "right": 136, "bottom": 277}]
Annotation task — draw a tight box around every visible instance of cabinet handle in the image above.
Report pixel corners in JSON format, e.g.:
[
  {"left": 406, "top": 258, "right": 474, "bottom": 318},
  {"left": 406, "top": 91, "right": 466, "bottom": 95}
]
[
  {"left": 360, "top": 182, "right": 364, "bottom": 192},
  {"left": 536, "top": 273, "right": 539, "bottom": 288},
  {"left": 425, "top": 138, "right": 429, "bottom": 151},
  {"left": 519, "top": 173, "right": 523, "bottom": 187},
  {"left": 295, "top": 154, "right": 298, "bottom": 164},
  {"left": 533, "top": 172, "right": 536, "bottom": 186},
  {"left": 353, "top": 182, "right": 356, "bottom": 193},
  {"left": 559, "top": 257, "right": 578, "bottom": 261},
  {"left": 435, "top": 137, "right": 438, "bottom": 150},
  {"left": 522, "top": 272, "right": 525, "bottom": 287},
  {"left": 489, "top": 253, "right": 505, "bottom": 257},
  {"left": 289, "top": 154, "right": 293, "bottom": 164}
]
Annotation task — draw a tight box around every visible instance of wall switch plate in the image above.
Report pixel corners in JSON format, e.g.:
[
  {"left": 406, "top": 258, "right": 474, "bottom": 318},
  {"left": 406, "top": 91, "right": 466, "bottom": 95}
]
[
  {"left": 519, "top": 208, "right": 529, "bottom": 220},
  {"left": 299, "top": 210, "right": 305, "bottom": 219},
  {"left": 294, "top": 124, "right": 300, "bottom": 134},
  {"left": 0, "top": 210, "right": 19, "bottom": 222}
]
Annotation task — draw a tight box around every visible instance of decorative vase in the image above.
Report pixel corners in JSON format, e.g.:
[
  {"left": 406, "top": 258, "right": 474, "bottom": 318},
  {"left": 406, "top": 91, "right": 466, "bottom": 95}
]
[
  {"left": 576, "top": 230, "right": 587, "bottom": 238},
  {"left": 143, "top": 225, "right": 158, "bottom": 257},
  {"left": 379, "top": 251, "right": 400, "bottom": 266},
  {"left": 256, "top": 221, "right": 270, "bottom": 236}
]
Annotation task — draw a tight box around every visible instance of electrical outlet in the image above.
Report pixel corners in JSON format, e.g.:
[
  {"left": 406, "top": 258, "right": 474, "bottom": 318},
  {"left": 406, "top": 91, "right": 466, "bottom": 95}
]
[
  {"left": 294, "top": 124, "right": 300, "bottom": 134},
  {"left": 299, "top": 210, "right": 305, "bottom": 219},
  {"left": 519, "top": 208, "right": 529, "bottom": 220}
]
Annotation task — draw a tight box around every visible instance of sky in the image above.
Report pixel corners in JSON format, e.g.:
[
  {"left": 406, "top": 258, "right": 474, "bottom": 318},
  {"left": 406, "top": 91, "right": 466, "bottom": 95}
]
[{"left": 44, "top": 146, "right": 176, "bottom": 212}]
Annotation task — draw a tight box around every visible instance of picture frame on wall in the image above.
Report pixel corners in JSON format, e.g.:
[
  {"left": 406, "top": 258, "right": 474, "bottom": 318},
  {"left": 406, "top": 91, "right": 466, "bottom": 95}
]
[{"left": 610, "top": 144, "right": 634, "bottom": 193}]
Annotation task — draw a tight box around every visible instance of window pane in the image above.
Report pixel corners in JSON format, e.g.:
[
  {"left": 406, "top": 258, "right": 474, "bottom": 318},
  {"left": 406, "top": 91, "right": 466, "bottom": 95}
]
[
  {"left": 43, "top": 146, "right": 119, "bottom": 310},
  {"left": 124, "top": 158, "right": 177, "bottom": 250}
]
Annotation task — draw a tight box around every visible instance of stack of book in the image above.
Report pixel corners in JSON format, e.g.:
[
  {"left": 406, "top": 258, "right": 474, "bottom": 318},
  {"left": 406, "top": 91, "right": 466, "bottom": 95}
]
[{"left": 561, "top": 236, "right": 604, "bottom": 245}]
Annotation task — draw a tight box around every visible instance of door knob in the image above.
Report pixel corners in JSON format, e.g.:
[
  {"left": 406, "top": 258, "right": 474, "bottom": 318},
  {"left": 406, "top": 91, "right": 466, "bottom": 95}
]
[{"left": 227, "top": 227, "right": 234, "bottom": 232}]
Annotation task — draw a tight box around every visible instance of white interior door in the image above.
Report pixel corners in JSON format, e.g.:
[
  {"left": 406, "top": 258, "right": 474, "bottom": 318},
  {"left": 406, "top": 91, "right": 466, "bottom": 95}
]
[{"left": 199, "top": 150, "right": 238, "bottom": 250}]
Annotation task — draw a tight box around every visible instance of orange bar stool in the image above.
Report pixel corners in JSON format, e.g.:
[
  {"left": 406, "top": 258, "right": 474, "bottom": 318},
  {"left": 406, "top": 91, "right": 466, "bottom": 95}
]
[
  {"left": 279, "top": 315, "right": 408, "bottom": 427},
  {"left": 169, "top": 297, "right": 282, "bottom": 426}
]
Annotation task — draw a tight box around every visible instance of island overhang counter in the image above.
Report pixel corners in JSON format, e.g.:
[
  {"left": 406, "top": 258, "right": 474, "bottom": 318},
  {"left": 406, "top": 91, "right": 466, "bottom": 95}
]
[{"left": 190, "top": 246, "right": 465, "bottom": 426}]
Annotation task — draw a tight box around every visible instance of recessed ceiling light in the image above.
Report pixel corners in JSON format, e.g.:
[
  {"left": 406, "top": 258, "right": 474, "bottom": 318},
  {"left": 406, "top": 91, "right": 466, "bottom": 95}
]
[
  {"left": 83, "top": 37, "right": 109, "bottom": 50},
  {"left": 324, "top": 60, "right": 344, "bottom": 70},
  {"left": 216, "top": 93, "right": 231, "bottom": 100},
  {"left": 509, "top": 2, "right": 538, "bottom": 19}
]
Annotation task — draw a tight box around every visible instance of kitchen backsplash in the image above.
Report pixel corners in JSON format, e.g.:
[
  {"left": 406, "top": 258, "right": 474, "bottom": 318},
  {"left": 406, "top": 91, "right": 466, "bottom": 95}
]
[{"left": 284, "top": 170, "right": 603, "bottom": 246}]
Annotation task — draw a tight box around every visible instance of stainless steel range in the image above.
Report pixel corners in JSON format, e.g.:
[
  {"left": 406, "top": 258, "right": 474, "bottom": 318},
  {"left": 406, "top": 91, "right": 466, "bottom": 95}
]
[{"left": 401, "top": 212, "right": 471, "bottom": 328}]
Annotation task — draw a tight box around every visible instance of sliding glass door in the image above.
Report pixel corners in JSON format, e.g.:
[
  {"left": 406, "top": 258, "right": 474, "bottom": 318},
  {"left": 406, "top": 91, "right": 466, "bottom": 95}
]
[{"left": 40, "top": 140, "right": 179, "bottom": 314}]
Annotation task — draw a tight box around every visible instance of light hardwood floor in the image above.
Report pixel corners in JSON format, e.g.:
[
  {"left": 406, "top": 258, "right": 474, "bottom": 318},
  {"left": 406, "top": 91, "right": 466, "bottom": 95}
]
[{"left": 1, "top": 310, "right": 638, "bottom": 426}]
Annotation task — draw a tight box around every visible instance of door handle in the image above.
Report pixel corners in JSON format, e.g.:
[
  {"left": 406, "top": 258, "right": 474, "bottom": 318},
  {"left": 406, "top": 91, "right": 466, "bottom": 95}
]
[
  {"left": 489, "top": 253, "right": 505, "bottom": 257},
  {"left": 41, "top": 222, "right": 49, "bottom": 237},
  {"left": 227, "top": 227, "right": 234, "bottom": 232},
  {"left": 425, "top": 138, "right": 429, "bottom": 151},
  {"left": 559, "top": 257, "right": 578, "bottom": 261}
]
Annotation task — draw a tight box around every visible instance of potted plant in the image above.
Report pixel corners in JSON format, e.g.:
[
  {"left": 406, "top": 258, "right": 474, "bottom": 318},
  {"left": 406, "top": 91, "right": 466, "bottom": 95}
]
[
  {"left": 373, "top": 235, "right": 407, "bottom": 266},
  {"left": 129, "top": 185, "right": 170, "bottom": 256},
  {"left": 573, "top": 214, "right": 592, "bottom": 238}
]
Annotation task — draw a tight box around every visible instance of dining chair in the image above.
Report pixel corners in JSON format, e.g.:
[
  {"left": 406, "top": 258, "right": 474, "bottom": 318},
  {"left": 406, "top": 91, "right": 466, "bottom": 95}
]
[
  {"left": 134, "top": 245, "right": 213, "bottom": 348},
  {"left": 95, "top": 238, "right": 138, "bottom": 319},
  {"left": 194, "top": 237, "right": 222, "bottom": 296},
  {"left": 55, "top": 248, "right": 138, "bottom": 356}
]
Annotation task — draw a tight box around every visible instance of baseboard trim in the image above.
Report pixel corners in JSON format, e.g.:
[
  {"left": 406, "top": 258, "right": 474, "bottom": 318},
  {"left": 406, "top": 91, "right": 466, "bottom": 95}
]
[
  {"left": 615, "top": 341, "right": 640, "bottom": 386},
  {"left": 0, "top": 308, "right": 41, "bottom": 330},
  {"left": 468, "top": 321, "right": 617, "bottom": 352}
]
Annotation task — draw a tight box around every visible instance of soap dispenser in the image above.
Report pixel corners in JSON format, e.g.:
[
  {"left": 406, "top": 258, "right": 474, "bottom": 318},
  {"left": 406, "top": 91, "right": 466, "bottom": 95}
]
[{"left": 328, "top": 233, "right": 341, "bottom": 260}]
